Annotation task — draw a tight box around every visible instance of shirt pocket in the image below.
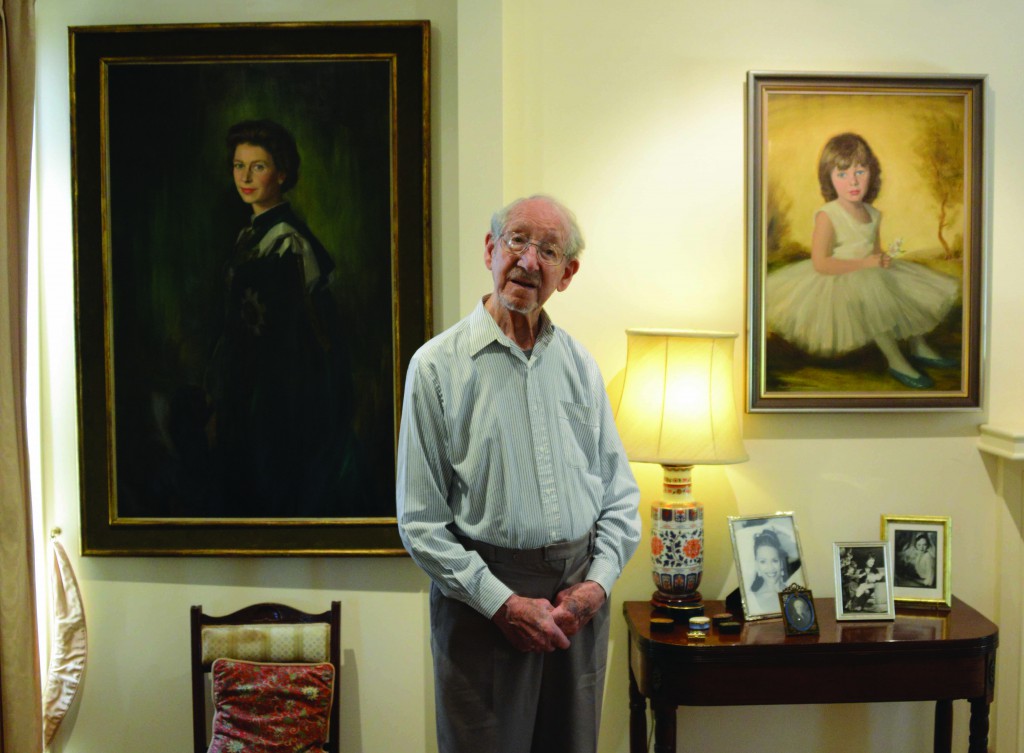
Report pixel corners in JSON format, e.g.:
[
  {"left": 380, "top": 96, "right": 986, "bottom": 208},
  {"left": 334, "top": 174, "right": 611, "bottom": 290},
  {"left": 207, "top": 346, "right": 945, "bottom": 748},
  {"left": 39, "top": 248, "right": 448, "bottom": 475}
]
[{"left": 558, "top": 401, "right": 600, "bottom": 471}]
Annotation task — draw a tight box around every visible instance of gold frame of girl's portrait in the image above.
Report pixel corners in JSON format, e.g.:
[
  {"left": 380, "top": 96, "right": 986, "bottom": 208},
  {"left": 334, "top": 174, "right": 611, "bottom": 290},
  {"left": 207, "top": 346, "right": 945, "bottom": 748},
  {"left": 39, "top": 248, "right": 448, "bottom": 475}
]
[
  {"left": 881, "top": 514, "right": 953, "bottom": 609},
  {"left": 728, "top": 512, "right": 808, "bottom": 622},
  {"left": 833, "top": 541, "right": 896, "bottom": 622},
  {"left": 746, "top": 71, "right": 985, "bottom": 412},
  {"left": 70, "top": 22, "right": 431, "bottom": 555},
  {"left": 778, "top": 584, "right": 819, "bottom": 636}
]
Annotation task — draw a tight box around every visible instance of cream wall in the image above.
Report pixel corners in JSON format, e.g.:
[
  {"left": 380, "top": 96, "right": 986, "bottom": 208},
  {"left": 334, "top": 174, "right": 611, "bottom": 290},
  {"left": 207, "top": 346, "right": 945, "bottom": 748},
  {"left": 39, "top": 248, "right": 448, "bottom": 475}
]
[{"left": 33, "top": 2, "right": 1023, "bottom": 753}]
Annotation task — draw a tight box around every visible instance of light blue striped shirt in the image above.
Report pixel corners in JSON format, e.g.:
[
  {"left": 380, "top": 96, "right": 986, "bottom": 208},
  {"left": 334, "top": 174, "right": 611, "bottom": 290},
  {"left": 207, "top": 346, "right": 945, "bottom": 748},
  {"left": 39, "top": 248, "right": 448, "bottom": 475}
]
[{"left": 396, "top": 298, "right": 641, "bottom": 617}]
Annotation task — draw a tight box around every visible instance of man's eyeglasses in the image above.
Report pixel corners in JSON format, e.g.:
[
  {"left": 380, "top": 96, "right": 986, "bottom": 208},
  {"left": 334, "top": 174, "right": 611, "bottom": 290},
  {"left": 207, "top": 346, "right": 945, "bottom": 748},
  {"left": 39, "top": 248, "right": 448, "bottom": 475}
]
[{"left": 500, "top": 232, "right": 565, "bottom": 266}]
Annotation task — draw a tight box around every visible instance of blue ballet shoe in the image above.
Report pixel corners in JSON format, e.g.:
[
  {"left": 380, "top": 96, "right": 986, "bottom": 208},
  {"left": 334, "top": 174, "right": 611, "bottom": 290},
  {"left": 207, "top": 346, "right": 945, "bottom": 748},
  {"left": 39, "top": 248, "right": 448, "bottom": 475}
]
[
  {"left": 910, "top": 354, "right": 959, "bottom": 369},
  {"left": 888, "top": 368, "right": 934, "bottom": 389}
]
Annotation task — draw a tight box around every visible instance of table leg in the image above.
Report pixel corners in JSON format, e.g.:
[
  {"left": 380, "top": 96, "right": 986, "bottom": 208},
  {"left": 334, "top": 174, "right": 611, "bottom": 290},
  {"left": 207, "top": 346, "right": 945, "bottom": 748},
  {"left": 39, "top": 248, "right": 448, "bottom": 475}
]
[
  {"left": 933, "top": 699, "right": 952, "bottom": 753},
  {"left": 968, "top": 697, "right": 990, "bottom": 753},
  {"left": 628, "top": 657, "right": 647, "bottom": 753},
  {"left": 652, "top": 701, "right": 677, "bottom": 753}
]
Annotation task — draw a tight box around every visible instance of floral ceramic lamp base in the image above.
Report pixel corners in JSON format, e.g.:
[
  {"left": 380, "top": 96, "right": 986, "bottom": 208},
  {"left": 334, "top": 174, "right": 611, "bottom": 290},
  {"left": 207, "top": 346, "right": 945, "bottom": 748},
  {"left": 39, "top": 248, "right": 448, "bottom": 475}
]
[{"left": 650, "top": 464, "right": 705, "bottom": 617}]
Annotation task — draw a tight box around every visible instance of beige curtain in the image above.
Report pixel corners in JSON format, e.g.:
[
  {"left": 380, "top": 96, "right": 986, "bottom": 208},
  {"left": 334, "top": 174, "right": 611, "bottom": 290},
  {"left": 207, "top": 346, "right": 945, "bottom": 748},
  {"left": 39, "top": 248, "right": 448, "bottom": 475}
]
[
  {"left": 42, "top": 538, "right": 86, "bottom": 747},
  {"left": 0, "top": 0, "right": 41, "bottom": 752}
]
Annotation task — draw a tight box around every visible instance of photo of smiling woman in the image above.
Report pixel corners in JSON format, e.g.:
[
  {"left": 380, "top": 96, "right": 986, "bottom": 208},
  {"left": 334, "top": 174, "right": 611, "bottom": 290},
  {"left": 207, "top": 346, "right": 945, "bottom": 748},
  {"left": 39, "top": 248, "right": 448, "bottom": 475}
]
[
  {"left": 204, "top": 119, "right": 354, "bottom": 517},
  {"left": 748, "top": 528, "right": 791, "bottom": 613},
  {"left": 729, "top": 513, "right": 807, "bottom": 620}
]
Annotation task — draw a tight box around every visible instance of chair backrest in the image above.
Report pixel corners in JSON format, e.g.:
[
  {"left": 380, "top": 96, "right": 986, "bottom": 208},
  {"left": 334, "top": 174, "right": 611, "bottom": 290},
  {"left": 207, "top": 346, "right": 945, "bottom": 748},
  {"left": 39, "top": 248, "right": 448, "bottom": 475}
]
[{"left": 190, "top": 601, "right": 342, "bottom": 753}]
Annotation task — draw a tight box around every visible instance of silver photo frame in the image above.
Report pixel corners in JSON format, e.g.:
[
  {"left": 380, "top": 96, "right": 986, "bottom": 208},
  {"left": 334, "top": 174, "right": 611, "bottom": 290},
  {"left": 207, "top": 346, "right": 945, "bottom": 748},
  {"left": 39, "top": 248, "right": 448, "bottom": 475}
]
[
  {"left": 728, "top": 512, "right": 808, "bottom": 620},
  {"left": 833, "top": 541, "right": 895, "bottom": 621}
]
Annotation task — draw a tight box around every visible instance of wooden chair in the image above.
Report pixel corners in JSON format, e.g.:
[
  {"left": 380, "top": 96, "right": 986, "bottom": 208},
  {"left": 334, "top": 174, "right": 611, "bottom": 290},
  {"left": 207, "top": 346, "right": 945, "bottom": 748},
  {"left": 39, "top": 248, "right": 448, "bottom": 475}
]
[{"left": 190, "top": 601, "right": 341, "bottom": 753}]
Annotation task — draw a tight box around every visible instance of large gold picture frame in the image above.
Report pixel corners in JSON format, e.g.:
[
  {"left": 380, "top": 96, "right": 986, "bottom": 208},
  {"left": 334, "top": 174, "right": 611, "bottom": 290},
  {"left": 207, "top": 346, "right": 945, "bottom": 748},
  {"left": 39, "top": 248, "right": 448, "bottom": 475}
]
[
  {"left": 71, "top": 22, "right": 431, "bottom": 555},
  {"left": 747, "top": 72, "right": 984, "bottom": 412}
]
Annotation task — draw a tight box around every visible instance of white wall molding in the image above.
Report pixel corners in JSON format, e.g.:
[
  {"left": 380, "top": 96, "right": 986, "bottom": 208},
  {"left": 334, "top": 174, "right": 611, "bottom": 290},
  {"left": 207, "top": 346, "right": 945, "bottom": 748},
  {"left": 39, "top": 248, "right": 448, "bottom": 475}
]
[
  {"left": 978, "top": 424, "right": 1024, "bottom": 461},
  {"left": 978, "top": 423, "right": 1024, "bottom": 753}
]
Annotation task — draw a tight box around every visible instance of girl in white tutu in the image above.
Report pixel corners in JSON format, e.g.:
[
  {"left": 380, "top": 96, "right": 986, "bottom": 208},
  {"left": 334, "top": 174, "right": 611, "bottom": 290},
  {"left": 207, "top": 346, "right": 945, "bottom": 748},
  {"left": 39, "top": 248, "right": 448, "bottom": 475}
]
[{"left": 766, "top": 133, "right": 959, "bottom": 389}]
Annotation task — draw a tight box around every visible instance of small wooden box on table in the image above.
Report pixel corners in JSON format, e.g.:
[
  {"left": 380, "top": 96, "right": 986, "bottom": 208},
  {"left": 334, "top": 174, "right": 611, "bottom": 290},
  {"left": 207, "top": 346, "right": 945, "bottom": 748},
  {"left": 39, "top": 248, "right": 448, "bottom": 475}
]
[{"left": 624, "top": 597, "right": 997, "bottom": 753}]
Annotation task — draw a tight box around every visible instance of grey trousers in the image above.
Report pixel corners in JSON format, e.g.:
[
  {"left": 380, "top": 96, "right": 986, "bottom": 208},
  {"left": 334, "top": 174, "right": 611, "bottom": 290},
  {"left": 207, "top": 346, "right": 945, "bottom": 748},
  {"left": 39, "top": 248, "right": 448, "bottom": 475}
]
[{"left": 430, "top": 543, "right": 610, "bottom": 753}]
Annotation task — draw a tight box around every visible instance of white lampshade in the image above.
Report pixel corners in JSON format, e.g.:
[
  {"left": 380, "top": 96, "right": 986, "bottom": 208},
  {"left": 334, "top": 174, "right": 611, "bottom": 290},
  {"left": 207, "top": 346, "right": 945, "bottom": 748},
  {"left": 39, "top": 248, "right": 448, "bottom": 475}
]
[{"left": 613, "top": 329, "right": 748, "bottom": 466}]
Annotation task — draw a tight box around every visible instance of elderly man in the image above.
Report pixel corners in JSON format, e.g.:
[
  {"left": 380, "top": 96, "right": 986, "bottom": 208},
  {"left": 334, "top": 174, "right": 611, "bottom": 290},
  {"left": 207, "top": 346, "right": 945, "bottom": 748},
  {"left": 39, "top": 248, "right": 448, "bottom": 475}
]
[{"left": 397, "top": 195, "right": 641, "bottom": 753}]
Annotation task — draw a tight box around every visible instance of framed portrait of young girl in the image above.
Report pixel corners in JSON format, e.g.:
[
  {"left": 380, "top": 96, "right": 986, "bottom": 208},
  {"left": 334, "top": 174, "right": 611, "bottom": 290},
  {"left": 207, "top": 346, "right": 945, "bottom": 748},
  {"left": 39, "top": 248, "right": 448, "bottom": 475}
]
[
  {"left": 882, "top": 514, "right": 952, "bottom": 609},
  {"left": 833, "top": 541, "right": 896, "bottom": 621},
  {"left": 728, "top": 513, "right": 808, "bottom": 621},
  {"left": 746, "top": 71, "right": 984, "bottom": 412}
]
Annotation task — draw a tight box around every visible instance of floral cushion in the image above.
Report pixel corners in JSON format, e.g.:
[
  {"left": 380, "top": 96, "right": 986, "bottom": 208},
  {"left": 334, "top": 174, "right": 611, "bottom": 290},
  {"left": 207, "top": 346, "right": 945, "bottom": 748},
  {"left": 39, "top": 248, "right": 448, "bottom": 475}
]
[{"left": 208, "top": 659, "right": 334, "bottom": 753}]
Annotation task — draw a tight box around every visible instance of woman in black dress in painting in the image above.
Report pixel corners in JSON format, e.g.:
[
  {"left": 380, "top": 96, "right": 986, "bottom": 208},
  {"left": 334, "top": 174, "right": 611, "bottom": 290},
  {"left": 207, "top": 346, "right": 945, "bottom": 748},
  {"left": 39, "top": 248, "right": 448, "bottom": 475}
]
[{"left": 207, "top": 119, "right": 353, "bottom": 517}]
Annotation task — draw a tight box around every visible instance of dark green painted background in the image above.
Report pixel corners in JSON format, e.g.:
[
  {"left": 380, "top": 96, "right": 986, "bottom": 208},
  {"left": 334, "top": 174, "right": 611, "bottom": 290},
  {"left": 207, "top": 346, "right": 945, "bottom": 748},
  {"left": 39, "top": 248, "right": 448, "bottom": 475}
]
[{"left": 106, "top": 59, "right": 394, "bottom": 518}]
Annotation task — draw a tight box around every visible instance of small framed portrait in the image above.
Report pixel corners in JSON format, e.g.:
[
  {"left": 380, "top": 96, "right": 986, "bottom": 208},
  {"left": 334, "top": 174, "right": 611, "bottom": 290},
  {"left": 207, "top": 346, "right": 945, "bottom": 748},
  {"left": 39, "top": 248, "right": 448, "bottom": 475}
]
[
  {"left": 881, "top": 515, "right": 952, "bottom": 609},
  {"left": 728, "top": 513, "right": 808, "bottom": 621},
  {"left": 833, "top": 542, "right": 895, "bottom": 621},
  {"left": 779, "top": 584, "right": 819, "bottom": 636}
]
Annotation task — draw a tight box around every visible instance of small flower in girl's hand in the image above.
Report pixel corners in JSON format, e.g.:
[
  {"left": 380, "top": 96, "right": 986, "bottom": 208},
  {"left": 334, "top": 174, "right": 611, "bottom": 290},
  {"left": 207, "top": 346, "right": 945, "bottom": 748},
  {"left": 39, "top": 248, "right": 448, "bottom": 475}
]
[{"left": 888, "top": 237, "right": 905, "bottom": 257}]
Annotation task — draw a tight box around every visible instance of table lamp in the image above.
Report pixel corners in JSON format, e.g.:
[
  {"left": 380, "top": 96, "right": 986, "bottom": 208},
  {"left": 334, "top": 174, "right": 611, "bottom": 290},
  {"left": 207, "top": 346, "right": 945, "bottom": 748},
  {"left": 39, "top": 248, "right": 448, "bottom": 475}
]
[{"left": 613, "top": 329, "right": 748, "bottom": 617}]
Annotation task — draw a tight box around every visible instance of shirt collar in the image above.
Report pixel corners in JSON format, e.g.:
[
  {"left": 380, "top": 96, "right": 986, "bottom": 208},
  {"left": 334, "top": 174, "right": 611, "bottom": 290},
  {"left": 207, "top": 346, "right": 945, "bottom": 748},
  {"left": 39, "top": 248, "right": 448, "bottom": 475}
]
[{"left": 469, "top": 296, "right": 555, "bottom": 357}]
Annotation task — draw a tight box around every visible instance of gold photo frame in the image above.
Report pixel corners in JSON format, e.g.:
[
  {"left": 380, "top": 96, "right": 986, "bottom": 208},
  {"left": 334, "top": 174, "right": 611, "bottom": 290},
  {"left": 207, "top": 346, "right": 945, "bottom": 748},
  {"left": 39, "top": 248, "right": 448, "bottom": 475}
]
[{"left": 881, "top": 514, "right": 952, "bottom": 609}]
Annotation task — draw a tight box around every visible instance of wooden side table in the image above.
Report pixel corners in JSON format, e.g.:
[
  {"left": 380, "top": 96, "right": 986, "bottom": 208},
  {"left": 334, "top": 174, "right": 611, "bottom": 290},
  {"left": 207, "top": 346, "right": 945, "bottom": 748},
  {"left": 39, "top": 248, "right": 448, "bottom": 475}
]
[{"left": 624, "top": 597, "right": 997, "bottom": 753}]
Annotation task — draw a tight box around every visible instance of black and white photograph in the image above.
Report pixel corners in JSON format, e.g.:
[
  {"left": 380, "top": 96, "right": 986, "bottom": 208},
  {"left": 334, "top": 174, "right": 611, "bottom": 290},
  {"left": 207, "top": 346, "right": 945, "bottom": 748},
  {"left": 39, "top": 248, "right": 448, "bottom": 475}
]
[
  {"left": 728, "top": 513, "right": 808, "bottom": 620},
  {"left": 834, "top": 541, "right": 895, "bottom": 621},
  {"left": 882, "top": 515, "right": 952, "bottom": 608}
]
